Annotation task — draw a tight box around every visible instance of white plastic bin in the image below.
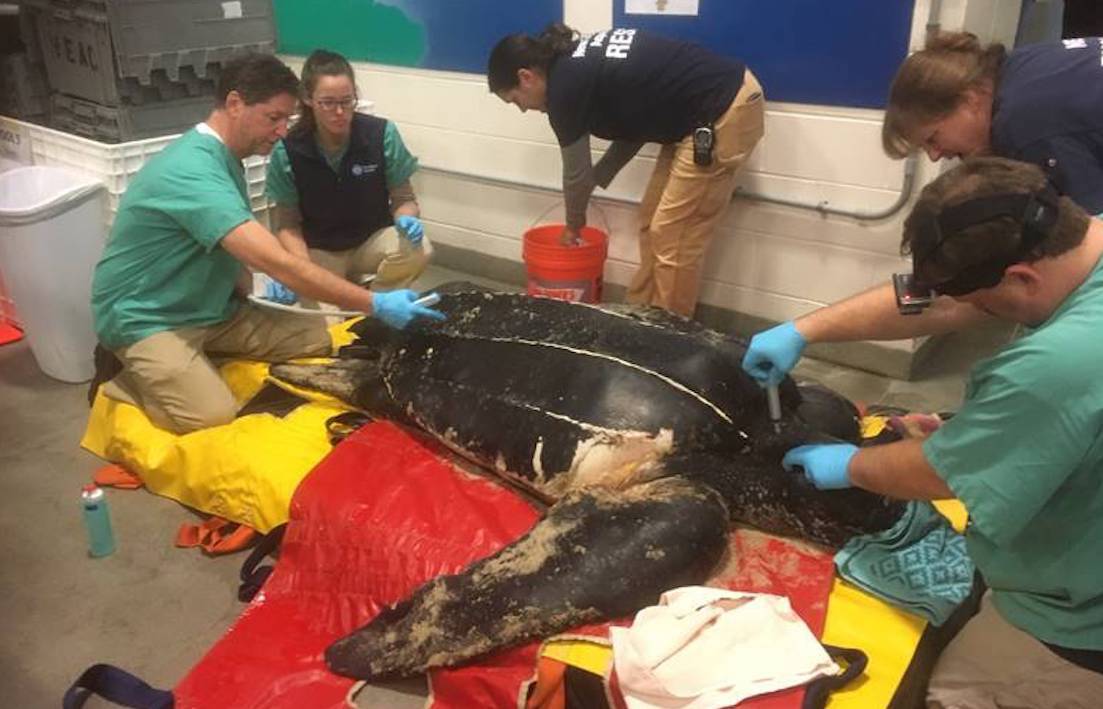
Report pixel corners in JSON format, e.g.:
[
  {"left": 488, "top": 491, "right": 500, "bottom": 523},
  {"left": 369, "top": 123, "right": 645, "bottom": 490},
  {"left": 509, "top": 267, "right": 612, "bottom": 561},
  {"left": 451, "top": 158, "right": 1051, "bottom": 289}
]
[{"left": 0, "top": 166, "right": 106, "bottom": 382}]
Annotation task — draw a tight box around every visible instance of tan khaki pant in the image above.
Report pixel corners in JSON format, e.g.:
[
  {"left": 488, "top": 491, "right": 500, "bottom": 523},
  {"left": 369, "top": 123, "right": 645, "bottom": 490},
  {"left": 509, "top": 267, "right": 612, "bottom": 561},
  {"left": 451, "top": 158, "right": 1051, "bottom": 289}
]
[
  {"left": 103, "top": 303, "right": 332, "bottom": 434},
  {"left": 626, "top": 69, "right": 765, "bottom": 317},
  {"left": 299, "top": 226, "right": 432, "bottom": 311},
  {"left": 926, "top": 593, "right": 1103, "bottom": 709}
]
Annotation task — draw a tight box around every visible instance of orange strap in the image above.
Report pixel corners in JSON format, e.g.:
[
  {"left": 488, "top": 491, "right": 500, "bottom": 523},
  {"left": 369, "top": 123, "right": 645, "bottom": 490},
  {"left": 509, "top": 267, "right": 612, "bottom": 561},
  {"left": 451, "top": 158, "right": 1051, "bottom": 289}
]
[
  {"left": 93, "top": 464, "right": 144, "bottom": 490},
  {"left": 525, "top": 656, "right": 568, "bottom": 709},
  {"left": 175, "top": 516, "right": 258, "bottom": 555},
  {"left": 92, "top": 466, "right": 257, "bottom": 554}
]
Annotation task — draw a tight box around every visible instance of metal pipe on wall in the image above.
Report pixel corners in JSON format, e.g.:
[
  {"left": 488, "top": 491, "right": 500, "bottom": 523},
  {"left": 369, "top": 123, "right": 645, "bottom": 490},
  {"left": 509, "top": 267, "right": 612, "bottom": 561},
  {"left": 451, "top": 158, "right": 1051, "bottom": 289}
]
[
  {"left": 730, "top": 155, "right": 917, "bottom": 220},
  {"left": 422, "top": 153, "right": 918, "bottom": 222}
]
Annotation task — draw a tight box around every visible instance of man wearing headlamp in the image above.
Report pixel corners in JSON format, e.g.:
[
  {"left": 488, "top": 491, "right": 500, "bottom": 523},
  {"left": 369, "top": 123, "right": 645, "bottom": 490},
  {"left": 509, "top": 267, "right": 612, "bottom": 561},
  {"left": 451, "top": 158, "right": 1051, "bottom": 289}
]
[{"left": 743, "top": 157, "right": 1103, "bottom": 700}]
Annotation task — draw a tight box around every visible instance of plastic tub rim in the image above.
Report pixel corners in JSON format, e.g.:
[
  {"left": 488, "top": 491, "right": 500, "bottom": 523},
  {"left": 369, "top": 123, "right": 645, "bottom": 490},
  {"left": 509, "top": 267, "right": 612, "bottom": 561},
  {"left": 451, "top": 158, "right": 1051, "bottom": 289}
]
[{"left": 0, "top": 166, "right": 106, "bottom": 226}]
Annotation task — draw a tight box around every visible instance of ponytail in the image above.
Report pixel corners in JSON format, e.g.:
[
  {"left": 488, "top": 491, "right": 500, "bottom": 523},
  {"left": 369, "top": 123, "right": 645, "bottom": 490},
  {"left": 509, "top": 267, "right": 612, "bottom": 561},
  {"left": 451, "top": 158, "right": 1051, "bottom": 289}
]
[
  {"left": 882, "top": 31, "right": 1006, "bottom": 158},
  {"left": 540, "top": 23, "right": 579, "bottom": 55},
  {"left": 487, "top": 23, "right": 579, "bottom": 92}
]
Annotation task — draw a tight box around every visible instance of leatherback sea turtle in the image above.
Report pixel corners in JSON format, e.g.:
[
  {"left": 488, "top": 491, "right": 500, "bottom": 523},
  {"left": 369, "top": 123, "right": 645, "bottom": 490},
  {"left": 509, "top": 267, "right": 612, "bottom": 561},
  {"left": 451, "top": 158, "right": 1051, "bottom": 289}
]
[{"left": 270, "top": 291, "right": 906, "bottom": 681}]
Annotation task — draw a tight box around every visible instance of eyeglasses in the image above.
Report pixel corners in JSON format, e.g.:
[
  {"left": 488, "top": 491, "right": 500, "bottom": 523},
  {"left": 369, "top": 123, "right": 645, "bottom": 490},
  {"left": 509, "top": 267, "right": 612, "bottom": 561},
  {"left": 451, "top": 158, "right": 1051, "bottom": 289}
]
[{"left": 313, "top": 97, "right": 356, "bottom": 112}]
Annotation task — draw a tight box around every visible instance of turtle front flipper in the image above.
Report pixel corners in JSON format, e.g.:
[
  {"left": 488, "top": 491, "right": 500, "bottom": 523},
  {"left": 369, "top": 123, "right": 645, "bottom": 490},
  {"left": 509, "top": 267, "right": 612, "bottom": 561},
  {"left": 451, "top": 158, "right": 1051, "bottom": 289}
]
[
  {"left": 324, "top": 476, "right": 729, "bottom": 680},
  {"left": 268, "top": 358, "right": 403, "bottom": 418}
]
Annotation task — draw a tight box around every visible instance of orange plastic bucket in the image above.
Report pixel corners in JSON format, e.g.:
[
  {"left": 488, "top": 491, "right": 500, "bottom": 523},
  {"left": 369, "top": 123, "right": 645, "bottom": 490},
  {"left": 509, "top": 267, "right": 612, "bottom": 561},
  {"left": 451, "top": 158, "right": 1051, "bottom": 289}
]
[{"left": 522, "top": 224, "right": 608, "bottom": 303}]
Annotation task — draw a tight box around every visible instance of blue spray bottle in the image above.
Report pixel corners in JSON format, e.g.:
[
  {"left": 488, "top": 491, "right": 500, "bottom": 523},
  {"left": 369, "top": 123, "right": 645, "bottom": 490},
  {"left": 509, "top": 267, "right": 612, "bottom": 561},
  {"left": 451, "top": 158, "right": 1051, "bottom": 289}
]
[{"left": 81, "top": 483, "right": 116, "bottom": 557}]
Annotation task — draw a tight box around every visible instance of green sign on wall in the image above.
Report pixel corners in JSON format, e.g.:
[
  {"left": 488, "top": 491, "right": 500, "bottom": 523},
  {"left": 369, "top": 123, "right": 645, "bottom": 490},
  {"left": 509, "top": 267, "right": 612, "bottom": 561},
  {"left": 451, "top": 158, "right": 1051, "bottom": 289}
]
[
  {"left": 272, "top": 0, "right": 563, "bottom": 74},
  {"left": 274, "top": 0, "right": 427, "bottom": 67}
]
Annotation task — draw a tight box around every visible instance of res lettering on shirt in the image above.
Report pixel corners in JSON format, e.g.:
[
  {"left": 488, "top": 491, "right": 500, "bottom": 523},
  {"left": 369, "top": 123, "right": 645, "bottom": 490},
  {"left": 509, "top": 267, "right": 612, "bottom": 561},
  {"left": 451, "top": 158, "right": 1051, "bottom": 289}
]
[
  {"left": 546, "top": 28, "right": 745, "bottom": 147},
  {"left": 572, "top": 28, "right": 638, "bottom": 59}
]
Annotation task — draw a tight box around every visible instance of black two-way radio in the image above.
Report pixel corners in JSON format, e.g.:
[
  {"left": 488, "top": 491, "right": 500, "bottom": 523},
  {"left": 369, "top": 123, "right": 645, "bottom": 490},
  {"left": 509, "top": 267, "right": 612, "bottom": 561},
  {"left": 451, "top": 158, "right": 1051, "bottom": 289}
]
[{"left": 693, "top": 125, "right": 714, "bottom": 166}]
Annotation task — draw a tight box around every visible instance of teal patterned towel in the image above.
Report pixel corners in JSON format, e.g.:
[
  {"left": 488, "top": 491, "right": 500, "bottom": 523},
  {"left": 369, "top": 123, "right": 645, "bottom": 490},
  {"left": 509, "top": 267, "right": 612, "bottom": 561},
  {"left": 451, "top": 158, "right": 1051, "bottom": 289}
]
[{"left": 835, "top": 501, "right": 974, "bottom": 626}]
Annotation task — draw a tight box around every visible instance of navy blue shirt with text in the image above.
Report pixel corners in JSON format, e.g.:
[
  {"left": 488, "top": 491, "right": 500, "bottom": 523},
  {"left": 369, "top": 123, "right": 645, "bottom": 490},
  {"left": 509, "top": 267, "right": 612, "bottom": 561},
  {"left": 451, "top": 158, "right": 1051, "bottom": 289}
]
[
  {"left": 992, "top": 37, "right": 1103, "bottom": 213},
  {"left": 546, "top": 29, "right": 745, "bottom": 147}
]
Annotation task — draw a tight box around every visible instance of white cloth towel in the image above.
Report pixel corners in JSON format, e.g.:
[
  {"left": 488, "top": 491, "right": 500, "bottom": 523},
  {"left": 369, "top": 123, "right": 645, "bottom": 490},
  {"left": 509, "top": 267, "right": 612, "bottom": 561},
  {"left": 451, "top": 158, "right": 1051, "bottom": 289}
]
[{"left": 610, "top": 586, "right": 839, "bottom": 709}]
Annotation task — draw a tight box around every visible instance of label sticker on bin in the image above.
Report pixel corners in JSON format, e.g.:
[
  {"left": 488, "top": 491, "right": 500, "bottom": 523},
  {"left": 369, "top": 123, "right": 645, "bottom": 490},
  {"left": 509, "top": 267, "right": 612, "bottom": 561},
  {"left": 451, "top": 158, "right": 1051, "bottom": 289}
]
[{"left": 0, "top": 119, "right": 31, "bottom": 165}]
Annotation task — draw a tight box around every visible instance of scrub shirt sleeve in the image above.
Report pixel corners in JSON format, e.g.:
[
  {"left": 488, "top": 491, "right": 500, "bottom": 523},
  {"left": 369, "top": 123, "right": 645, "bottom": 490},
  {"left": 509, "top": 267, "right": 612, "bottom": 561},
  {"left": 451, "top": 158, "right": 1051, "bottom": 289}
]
[
  {"left": 383, "top": 121, "right": 420, "bottom": 188},
  {"left": 264, "top": 141, "right": 300, "bottom": 207},
  {"left": 161, "top": 162, "right": 255, "bottom": 251},
  {"left": 922, "top": 368, "right": 1093, "bottom": 546}
]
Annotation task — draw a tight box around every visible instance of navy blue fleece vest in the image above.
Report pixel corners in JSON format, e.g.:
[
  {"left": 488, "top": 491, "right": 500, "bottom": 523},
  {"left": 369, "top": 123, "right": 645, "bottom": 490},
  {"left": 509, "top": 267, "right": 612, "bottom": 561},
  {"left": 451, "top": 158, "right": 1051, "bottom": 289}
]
[{"left": 284, "top": 113, "right": 392, "bottom": 251}]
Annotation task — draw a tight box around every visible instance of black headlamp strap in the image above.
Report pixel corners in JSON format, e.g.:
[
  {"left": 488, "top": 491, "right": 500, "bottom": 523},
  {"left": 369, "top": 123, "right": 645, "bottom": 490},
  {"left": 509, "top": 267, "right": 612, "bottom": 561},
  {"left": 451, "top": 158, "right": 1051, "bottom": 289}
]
[
  {"left": 915, "top": 184, "right": 1060, "bottom": 292},
  {"left": 934, "top": 185, "right": 1057, "bottom": 251}
]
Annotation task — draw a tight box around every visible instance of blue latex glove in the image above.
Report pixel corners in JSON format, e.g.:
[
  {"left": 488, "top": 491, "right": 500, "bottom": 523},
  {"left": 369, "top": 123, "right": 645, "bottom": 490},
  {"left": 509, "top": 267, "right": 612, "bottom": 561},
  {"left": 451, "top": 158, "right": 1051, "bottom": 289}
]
[
  {"left": 782, "top": 443, "right": 858, "bottom": 490},
  {"left": 372, "top": 289, "right": 446, "bottom": 329},
  {"left": 395, "top": 215, "right": 424, "bottom": 245},
  {"left": 742, "top": 321, "right": 807, "bottom": 387},
  {"left": 262, "top": 278, "right": 297, "bottom": 305}
]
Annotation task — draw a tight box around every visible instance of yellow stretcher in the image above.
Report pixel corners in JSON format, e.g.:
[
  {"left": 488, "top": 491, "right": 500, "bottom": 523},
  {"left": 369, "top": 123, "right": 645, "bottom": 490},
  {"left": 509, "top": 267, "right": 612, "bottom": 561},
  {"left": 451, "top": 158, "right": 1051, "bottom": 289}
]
[{"left": 81, "top": 324, "right": 360, "bottom": 534}]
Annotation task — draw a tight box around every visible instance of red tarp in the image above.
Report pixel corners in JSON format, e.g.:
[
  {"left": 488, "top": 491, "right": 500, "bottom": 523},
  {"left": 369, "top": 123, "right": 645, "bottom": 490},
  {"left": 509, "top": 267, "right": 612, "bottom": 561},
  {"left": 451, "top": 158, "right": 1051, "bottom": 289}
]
[{"left": 176, "top": 422, "right": 834, "bottom": 708}]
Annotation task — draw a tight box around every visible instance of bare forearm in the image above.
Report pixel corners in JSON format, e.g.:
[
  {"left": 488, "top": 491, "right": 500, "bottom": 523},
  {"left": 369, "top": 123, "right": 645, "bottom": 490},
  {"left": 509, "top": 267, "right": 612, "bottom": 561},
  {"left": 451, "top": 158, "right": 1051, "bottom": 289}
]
[
  {"left": 795, "top": 283, "right": 990, "bottom": 344},
  {"left": 393, "top": 202, "right": 419, "bottom": 219},
  {"left": 222, "top": 221, "right": 374, "bottom": 314},
  {"left": 275, "top": 226, "right": 309, "bottom": 260},
  {"left": 848, "top": 439, "right": 953, "bottom": 500},
  {"left": 390, "top": 181, "right": 419, "bottom": 218},
  {"left": 273, "top": 205, "right": 310, "bottom": 260}
]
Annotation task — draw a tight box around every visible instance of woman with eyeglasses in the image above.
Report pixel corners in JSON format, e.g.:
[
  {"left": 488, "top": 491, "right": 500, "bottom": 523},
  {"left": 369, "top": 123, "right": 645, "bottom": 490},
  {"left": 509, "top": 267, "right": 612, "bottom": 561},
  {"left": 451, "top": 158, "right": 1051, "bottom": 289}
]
[
  {"left": 263, "top": 49, "right": 431, "bottom": 307},
  {"left": 883, "top": 32, "right": 1103, "bottom": 215}
]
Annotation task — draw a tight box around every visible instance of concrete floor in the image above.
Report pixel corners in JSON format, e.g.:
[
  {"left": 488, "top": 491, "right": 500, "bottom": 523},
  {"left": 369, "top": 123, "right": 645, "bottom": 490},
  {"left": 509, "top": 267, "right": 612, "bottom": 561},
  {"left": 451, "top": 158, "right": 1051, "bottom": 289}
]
[{"left": 0, "top": 265, "right": 1012, "bottom": 707}]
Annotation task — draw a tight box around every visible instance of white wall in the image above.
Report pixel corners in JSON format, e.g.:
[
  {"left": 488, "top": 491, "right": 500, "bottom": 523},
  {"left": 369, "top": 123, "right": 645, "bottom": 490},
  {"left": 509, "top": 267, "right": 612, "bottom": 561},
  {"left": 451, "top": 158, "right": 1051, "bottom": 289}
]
[{"left": 283, "top": 0, "right": 1021, "bottom": 369}]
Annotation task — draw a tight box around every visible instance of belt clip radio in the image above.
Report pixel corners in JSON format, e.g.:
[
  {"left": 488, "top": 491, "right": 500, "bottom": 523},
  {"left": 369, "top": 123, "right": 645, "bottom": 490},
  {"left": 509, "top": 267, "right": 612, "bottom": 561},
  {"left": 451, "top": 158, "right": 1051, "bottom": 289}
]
[{"left": 693, "top": 125, "right": 715, "bottom": 166}]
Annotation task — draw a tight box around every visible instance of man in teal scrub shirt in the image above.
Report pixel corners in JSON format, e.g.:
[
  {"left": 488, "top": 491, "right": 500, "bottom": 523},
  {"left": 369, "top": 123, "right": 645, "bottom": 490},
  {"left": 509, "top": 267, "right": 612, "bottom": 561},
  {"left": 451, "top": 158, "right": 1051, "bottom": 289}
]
[
  {"left": 742, "top": 157, "right": 1103, "bottom": 703},
  {"left": 91, "top": 54, "right": 443, "bottom": 434}
]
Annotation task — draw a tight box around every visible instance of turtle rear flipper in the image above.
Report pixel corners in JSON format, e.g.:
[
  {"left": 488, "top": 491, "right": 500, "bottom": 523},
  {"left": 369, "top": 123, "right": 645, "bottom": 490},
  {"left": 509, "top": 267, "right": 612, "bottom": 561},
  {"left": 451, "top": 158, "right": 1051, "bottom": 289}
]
[{"left": 324, "top": 477, "right": 730, "bottom": 680}]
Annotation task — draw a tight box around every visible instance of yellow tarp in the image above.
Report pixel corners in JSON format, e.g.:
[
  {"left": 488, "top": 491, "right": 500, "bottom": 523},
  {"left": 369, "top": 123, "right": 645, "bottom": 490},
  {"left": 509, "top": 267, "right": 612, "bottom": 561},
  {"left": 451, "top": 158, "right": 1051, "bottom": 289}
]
[
  {"left": 541, "top": 637, "right": 613, "bottom": 677},
  {"left": 80, "top": 325, "right": 359, "bottom": 533}
]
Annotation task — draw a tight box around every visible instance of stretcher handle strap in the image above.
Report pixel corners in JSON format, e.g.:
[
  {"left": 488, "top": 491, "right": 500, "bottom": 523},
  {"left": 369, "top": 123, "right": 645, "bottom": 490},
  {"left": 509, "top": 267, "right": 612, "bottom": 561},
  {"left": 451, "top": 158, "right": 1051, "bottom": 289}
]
[
  {"left": 174, "top": 516, "right": 258, "bottom": 555},
  {"left": 63, "top": 663, "right": 173, "bottom": 709},
  {"left": 93, "top": 464, "right": 144, "bottom": 489},
  {"left": 801, "top": 644, "right": 869, "bottom": 709},
  {"left": 238, "top": 523, "right": 287, "bottom": 602}
]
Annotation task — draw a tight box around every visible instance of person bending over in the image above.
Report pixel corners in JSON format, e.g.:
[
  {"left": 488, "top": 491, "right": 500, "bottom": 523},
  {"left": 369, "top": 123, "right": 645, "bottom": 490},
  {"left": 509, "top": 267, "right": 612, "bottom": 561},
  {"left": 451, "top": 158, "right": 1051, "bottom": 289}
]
[
  {"left": 488, "top": 24, "right": 764, "bottom": 317},
  {"left": 884, "top": 31, "right": 1103, "bottom": 213}
]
